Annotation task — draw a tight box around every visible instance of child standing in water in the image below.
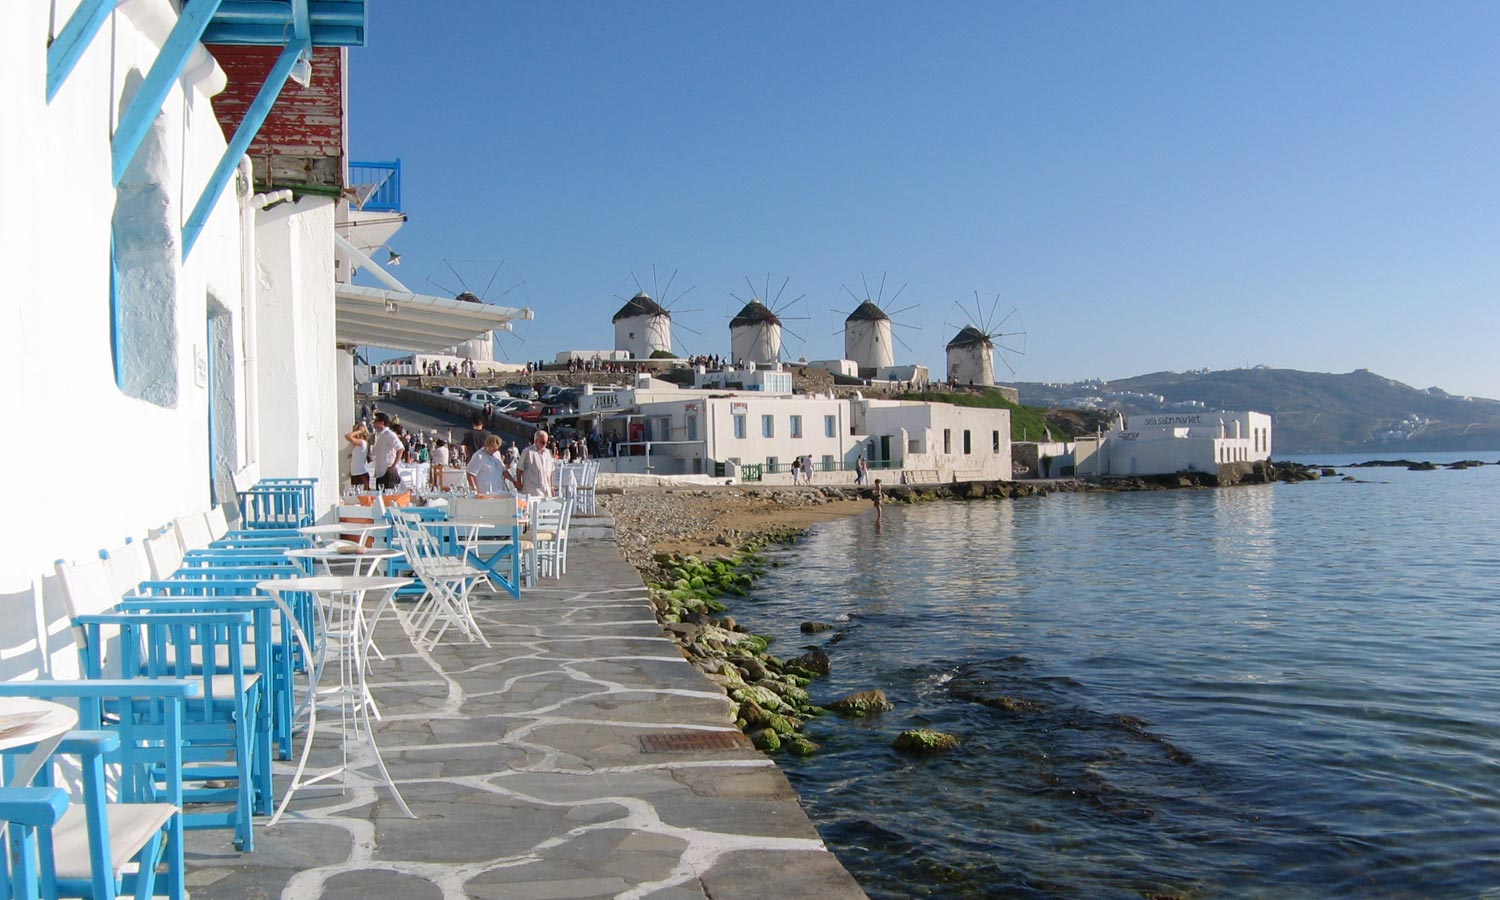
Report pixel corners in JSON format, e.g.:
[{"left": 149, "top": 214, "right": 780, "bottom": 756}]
[{"left": 872, "top": 478, "right": 883, "bottom": 525}]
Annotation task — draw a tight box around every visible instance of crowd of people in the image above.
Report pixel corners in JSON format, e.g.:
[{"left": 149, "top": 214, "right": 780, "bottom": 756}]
[{"left": 344, "top": 411, "right": 590, "bottom": 498}]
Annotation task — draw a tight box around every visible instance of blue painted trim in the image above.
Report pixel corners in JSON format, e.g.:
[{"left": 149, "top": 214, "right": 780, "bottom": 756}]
[
  {"left": 181, "top": 36, "right": 308, "bottom": 258},
  {"left": 110, "top": 232, "right": 125, "bottom": 391},
  {"left": 46, "top": 0, "right": 122, "bottom": 102},
  {"left": 203, "top": 0, "right": 366, "bottom": 46},
  {"left": 111, "top": 0, "right": 225, "bottom": 186}
]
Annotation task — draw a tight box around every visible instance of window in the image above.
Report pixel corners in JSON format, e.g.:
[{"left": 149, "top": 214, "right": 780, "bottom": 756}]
[
  {"left": 824, "top": 415, "right": 837, "bottom": 438},
  {"left": 822, "top": 454, "right": 834, "bottom": 472},
  {"left": 790, "top": 415, "right": 803, "bottom": 438},
  {"left": 687, "top": 415, "right": 699, "bottom": 442},
  {"left": 908, "top": 438, "right": 921, "bottom": 453},
  {"left": 993, "top": 430, "right": 1001, "bottom": 453},
  {"left": 733, "top": 414, "right": 746, "bottom": 439},
  {"left": 943, "top": 429, "right": 952, "bottom": 454},
  {"left": 767, "top": 456, "right": 779, "bottom": 472},
  {"left": 762, "top": 415, "right": 775, "bottom": 438},
  {"left": 963, "top": 430, "right": 972, "bottom": 455}
]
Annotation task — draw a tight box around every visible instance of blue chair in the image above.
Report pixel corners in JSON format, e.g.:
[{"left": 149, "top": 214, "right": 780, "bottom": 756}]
[
  {"left": 0, "top": 679, "right": 197, "bottom": 900},
  {"left": 73, "top": 612, "right": 262, "bottom": 853}
]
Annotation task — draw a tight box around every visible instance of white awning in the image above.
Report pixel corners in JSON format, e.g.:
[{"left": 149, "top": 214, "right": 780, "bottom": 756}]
[{"left": 335, "top": 283, "right": 533, "bottom": 353}]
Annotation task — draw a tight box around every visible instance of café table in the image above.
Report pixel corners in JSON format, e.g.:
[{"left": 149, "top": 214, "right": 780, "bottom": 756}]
[
  {"left": 257, "top": 575, "right": 414, "bottom": 825},
  {"left": 0, "top": 698, "right": 79, "bottom": 846}
]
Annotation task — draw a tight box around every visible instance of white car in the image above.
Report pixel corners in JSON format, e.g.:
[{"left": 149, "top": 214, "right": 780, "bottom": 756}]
[
  {"left": 438, "top": 387, "right": 466, "bottom": 399},
  {"left": 467, "top": 390, "right": 496, "bottom": 405}
]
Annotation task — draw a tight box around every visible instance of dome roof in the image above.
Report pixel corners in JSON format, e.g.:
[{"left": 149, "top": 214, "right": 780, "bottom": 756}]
[
  {"left": 946, "top": 325, "right": 993, "bottom": 350},
  {"left": 612, "top": 291, "right": 671, "bottom": 322},
  {"left": 845, "top": 300, "right": 890, "bottom": 323},
  {"left": 730, "top": 300, "right": 782, "bottom": 328},
  {"left": 455, "top": 291, "right": 482, "bottom": 304}
]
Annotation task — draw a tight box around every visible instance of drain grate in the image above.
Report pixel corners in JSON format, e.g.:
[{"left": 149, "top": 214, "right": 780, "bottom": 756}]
[{"left": 639, "top": 731, "right": 753, "bottom": 753}]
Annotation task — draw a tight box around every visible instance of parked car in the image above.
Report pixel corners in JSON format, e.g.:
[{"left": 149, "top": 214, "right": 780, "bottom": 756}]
[
  {"left": 467, "top": 390, "right": 496, "bottom": 405},
  {"left": 438, "top": 386, "right": 466, "bottom": 399},
  {"left": 539, "top": 384, "right": 566, "bottom": 402},
  {"left": 513, "top": 402, "right": 544, "bottom": 423},
  {"left": 502, "top": 383, "right": 539, "bottom": 401},
  {"left": 484, "top": 388, "right": 512, "bottom": 399},
  {"left": 494, "top": 398, "right": 530, "bottom": 414}
]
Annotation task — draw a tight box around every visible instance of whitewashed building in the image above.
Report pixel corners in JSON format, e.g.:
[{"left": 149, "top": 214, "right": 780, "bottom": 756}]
[
  {"left": 844, "top": 301, "right": 895, "bottom": 374},
  {"left": 1076, "top": 411, "right": 1273, "bottom": 479},
  {"left": 946, "top": 325, "right": 996, "bottom": 386},
  {"left": 850, "top": 398, "right": 1013, "bottom": 482},
  {"left": 613, "top": 292, "right": 673, "bottom": 359},
  {"left": 3, "top": 2, "right": 514, "bottom": 673},
  {"left": 729, "top": 300, "right": 782, "bottom": 366}
]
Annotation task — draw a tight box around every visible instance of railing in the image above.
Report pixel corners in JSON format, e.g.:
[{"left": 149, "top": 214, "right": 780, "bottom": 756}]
[{"left": 348, "top": 160, "right": 401, "bottom": 212}]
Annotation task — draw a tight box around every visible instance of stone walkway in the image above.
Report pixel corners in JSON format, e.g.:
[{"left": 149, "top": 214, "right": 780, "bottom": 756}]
[{"left": 183, "top": 540, "right": 868, "bottom": 899}]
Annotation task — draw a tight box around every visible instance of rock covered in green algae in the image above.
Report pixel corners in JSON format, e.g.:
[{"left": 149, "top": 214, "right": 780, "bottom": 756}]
[
  {"left": 785, "top": 647, "right": 831, "bottom": 677},
  {"left": 750, "top": 728, "right": 781, "bottom": 752},
  {"left": 892, "top": 729, "right": 960, "bottom": 753},
  {"left": 827, "top": 689, "right": 893, "bottom": 717}
]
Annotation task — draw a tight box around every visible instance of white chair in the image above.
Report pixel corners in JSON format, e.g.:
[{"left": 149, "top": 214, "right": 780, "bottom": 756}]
[
  {"left": 574, "top": 460, "right": 599, "bottom": 515},
  {"left": 389, "top": 513, "right": 490, "bottom": 649},
  {"left": 530, "top": 498, "right": 573, "bottom": 580}
]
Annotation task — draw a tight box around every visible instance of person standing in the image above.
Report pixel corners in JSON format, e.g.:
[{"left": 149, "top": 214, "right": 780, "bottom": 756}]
[
  {"left": 466, "top": 435, "right": 513, "bottom": 495},
  {"left": 431, "top": 438, "right": 450, "bottom": 490},
  {"left": 462, "top": 415, "right": 487, "bottom": 460},
  {"left": 371, "top": 412, "right": 405, "bottom": 489},
  {"left": 871, "top": 478, "right": 883, "bottom": 525},
  {"left": 516, "top": 430, "right": 556, "bottom": 497},
  {"left": 345, "top": 424, "right": 371, "bottom": 490},
  {"left": 856, "top": 454, "right": 868, "bottom": 485}
]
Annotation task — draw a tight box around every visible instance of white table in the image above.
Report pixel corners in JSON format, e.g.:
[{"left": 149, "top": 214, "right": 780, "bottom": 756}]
[
  {"left": 284, "top": 548, "right": 402, "bottom": 659},
  {"left": 257, "top": 575, "right": 414, "bottom": 825},
  {"left": 297, "top": 523, "right": 390, "bottom": 550},
  {"left": 0, "top": 698, "right": 79, "bottom": 843}
]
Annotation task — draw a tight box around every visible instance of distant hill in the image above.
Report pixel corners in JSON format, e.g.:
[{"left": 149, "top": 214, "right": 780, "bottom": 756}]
[{"left": 1013, "top": 368, "right": 1500, "bottom": 454}]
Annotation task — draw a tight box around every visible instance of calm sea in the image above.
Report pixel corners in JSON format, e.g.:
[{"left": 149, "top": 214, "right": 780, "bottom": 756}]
[{"left": 741, "top": 452, "right": 1500, "bottom": 899}]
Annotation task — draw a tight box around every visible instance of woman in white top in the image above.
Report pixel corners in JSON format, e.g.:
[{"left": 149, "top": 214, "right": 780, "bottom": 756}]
[
  {"left": 430, "top": 438, "right": 450, "bottom": 489},
  {"left": 345, "top": 425, "right": 371, "bottom": 489}
]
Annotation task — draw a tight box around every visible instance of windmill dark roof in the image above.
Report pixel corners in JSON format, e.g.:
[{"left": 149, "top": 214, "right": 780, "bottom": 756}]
[
  {"left": 455, "top": 291, "right": 482, "bottom": 304},
  {"left": 946, "top": 324, "right": 993, "bottom": 350},
  {"left": 612, "top": 291, "right": 671, "bottom": 323},
  {"left": 730, "top": 300, "right": 782, "bottom": 328},
  {"left": 845, "top": 300, "right": 890, "bottom": 323}
]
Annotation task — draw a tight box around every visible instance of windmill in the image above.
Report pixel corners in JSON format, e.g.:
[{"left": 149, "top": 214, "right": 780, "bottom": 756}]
[
  {"left": 728, "top": 274, "right": 810, "bottom": 366},
  {"left": 611, "top": 265, "right": 702, "bottom": 359},
  {"left": 944, "top": 292, "right": 1026, "bottom": 386},
  {"left": 425, "top": 259, "right": 532, "bottom": 364},
  {"left": 833, "top": 272, "right": 922, "bottom": 374}
]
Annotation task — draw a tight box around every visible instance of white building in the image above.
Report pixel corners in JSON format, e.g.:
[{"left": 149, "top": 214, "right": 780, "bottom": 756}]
[
  {"left": 729, "top": 300, "right": 782, "bottom": 366},
  {"left": 850, "top": 398, "right": 1013, "bottom": 482},
  {"left": 844, "top": 301, "right": 895, "bottom": 373},
  {"left": 3, "top": 1, "right": 515, "bottom": 674},
  {"left": 946, "top": 325, "right": 996, "bottom": 386},
  {"left": 613, "top": 292, "right": 673, "bottom": 359},
  {"left": 1076, "top": 411, "right": 1273, "bottom": 478}
]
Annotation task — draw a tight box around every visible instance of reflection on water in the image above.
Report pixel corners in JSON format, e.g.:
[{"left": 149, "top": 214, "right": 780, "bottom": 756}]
[{"left": 737, "top": 462, "right": 1500, "bottom": 899}]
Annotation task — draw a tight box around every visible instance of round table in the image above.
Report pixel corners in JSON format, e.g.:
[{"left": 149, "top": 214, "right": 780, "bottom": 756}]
[
  {"left": 256, "top": 575, "right": 414, "bottom": 825},
  {"left": 298, "top": 523, "right": 390, "bottom": 542},
  {"left": 285, "top": 547, "right": 399, "bottom": 576},
  {"left": 0, "top": 698, "right": 79, "bottom": 844}
]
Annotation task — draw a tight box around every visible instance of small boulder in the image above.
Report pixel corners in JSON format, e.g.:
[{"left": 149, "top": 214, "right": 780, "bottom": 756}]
[
  {"left": 827, "top": 689, "right": 893, "bottom": 717},
  {"left": 785, "top": 647, "right": 831, "bottom": 678},
  {"left": 892, "top": 729, "right": 960, "bottom": 754},
  {"left": 800, "top": 621, "right": 834, "bottom": 633}
]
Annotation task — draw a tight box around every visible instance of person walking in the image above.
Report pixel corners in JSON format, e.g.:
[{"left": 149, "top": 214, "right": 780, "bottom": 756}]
[
  {"left": 855, "top": 454, "right": 868, "bottom": 486},
  {"left": 466, "top": 435, "right": 515, "bottom": 495},
  {"left": 516, "top": 429, "right": 556, "bottom": 497}
]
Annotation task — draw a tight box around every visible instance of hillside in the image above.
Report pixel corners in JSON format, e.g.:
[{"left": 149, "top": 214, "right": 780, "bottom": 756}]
[{"left": 1013, "top": 368, "right": 1500, "bottom": 453}]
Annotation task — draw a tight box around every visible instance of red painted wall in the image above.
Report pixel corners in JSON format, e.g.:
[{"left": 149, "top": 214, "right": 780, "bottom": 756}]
[{"left": 208, "top": 45, "right": 347, "bottom": 189}]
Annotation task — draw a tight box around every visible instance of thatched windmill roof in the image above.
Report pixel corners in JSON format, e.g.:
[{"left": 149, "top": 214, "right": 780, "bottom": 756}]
[
  {"left": 612, "top": 291, "right": 671, "bottom": 323},
  {"left": 946, "top": 324, "right": 993, "bottom": 350},
  {"left": 730, "top": 300, "right": 782, "bottom": 328},
  {"left": 845, "top": 300, "right": 891, "bottom": 323}
]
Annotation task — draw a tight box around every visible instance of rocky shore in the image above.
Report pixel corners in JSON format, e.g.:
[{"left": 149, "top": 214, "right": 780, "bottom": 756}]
[{"left": 597, "top": 460, "right": 1327, "bottom": 754}]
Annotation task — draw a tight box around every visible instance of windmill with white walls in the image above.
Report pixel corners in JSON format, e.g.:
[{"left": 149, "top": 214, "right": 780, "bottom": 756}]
[
  {"left": 612, "top": 266, "right": 700, "bottom": 359},
  {"left": 944, "top": 292, "right": 1026, "bottom": 387},
  {"left": 728, "top": 274, "right": 809, "bottom": 367}
]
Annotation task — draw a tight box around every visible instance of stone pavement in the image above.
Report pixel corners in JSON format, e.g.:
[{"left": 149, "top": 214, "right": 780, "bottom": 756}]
[{"left": 183, "top": 540, "right": 868, "bottom": 899}]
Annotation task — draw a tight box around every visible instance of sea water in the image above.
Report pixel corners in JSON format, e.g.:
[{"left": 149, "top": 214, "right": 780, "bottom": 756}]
[{"left": 740, "top": 452, "right": 1500, "bottom": 899}]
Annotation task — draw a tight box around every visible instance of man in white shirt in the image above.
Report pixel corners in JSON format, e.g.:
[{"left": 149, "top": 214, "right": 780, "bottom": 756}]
[
  {"left": 516, "top": 430, "right": 556, "bottom": 497},
  {"left": 371, "top": 413, "right": 405, "bottom": 488},
  {"left": 465, "top": 435, "right": 514, "bottom": 495}
]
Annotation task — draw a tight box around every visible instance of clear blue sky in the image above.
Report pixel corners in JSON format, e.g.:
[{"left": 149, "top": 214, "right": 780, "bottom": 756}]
[{"left": 348, "top": 1, "right": 1500, "bottom": 399}]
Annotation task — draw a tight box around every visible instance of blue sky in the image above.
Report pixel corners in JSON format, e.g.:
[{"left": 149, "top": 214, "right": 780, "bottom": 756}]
[{"left": 349, "top": 2, "right": 1500, "bottom": 399}]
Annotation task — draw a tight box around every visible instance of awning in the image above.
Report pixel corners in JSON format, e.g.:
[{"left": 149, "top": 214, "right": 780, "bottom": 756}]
[{"left": 335, "top": 283, "right": 532, "bottom": 353}]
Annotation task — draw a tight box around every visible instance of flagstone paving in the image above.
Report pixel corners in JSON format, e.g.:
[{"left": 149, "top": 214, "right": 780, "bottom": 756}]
[{"left": 184, "top": 540, "right": 868, "bottom": 899}]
